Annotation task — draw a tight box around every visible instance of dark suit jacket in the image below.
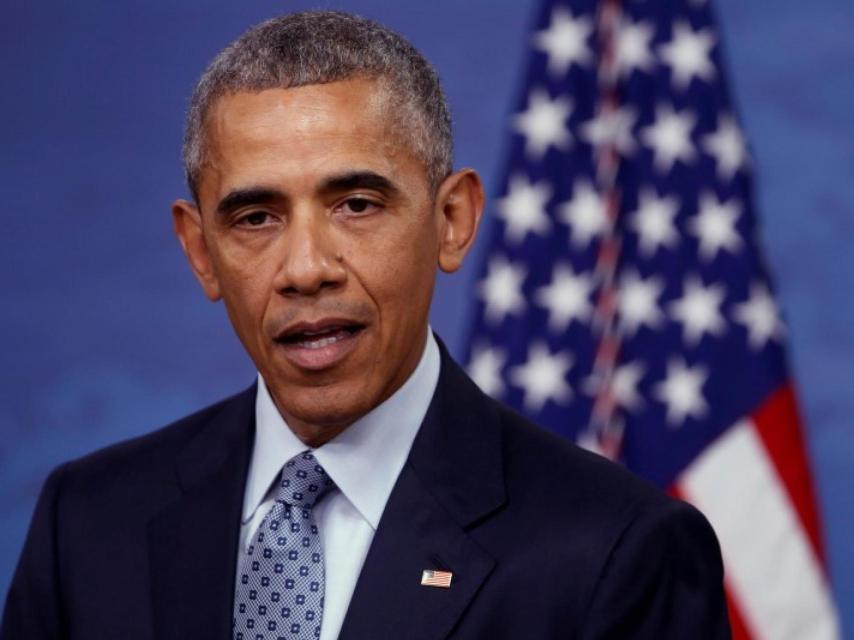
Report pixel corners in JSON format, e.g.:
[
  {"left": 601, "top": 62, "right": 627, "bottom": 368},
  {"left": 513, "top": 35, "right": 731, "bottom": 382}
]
[{"left": 2, "top": 344, "right": 730, "bottom": 639}]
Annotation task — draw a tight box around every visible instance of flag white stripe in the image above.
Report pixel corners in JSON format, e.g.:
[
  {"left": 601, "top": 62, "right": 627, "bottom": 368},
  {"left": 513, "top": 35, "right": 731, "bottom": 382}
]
[{"left": 678, "top": 419, "right": 839, "bottom": 640}]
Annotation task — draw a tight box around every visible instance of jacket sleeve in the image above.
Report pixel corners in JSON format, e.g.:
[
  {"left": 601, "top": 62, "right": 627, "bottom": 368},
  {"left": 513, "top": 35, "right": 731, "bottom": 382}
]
[
  {"left": 1, "top": 464, "right": 68, "bottom": 640},
  {"left": 580, "top": 498, "right": 731, "bottom": 640}
]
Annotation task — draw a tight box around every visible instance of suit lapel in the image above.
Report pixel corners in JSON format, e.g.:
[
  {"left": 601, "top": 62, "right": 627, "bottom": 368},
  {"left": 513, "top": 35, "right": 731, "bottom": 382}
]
[
  {"left": 148, "top": 386, "right": 256, "bottom": 640},
  {"left": 339, "top": 341, "right": 507, "bottom": 640}
]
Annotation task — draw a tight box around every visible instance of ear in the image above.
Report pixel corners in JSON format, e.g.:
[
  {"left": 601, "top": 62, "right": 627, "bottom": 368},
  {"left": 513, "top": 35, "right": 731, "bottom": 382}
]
[
  {"left": 172, "top": 199, "right": 222, "bottom": 301},
  {"left": 435, "top": 169, "right": 484, "bottom": 273}
]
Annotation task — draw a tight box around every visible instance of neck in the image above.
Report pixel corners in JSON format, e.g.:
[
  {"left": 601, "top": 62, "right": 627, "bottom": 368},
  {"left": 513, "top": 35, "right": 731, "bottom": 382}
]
[{"left": 279, "top": 413, "right": 353, "bottom": 448}]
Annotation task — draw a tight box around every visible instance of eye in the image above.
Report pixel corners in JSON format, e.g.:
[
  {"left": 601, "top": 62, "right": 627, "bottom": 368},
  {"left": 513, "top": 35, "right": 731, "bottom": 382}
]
[
  {"left": 338, "top": 197, "right": 380, "bottom": 216},
  {"left": 237, "top": 211, "right": 273, "bottom": 227}
]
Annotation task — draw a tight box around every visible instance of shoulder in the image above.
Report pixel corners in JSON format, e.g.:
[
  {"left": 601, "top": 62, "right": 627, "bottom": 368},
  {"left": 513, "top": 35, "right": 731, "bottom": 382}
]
[
  {"left": 46, "top": 385, "right": 255, "bottom": 506},
  {"left": 475, "top": 398, "right": 727, "bottom": 635},
  {"left": 495, "top": 399, "right": 674, "bottom": 518},
  {"left": 487, "top": 396, "right": 721, "bottom": 576},
  {"left": 434, "top": 345, "right": 701, "bottom": 537}
]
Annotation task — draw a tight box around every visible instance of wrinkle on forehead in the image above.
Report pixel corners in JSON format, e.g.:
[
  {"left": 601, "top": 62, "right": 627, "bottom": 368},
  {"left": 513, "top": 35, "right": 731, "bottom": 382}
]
[
  {"left": 196, "top": 78, "right": 426, "bottom": 206},
  {"left": 211, "top": 79, "right": 406, "bottom": 154}
]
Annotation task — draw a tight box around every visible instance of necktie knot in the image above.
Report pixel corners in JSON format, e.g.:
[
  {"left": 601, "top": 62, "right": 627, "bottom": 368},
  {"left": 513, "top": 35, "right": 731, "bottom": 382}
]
[{"left": 276, "top": 450, "right": 334, "bottom": 509}]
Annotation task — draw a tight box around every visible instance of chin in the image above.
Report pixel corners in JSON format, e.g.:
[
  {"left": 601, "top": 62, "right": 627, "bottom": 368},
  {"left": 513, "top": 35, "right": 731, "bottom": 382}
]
[{"left": 277, "top": 382, "right": 377, "bottom": 430}]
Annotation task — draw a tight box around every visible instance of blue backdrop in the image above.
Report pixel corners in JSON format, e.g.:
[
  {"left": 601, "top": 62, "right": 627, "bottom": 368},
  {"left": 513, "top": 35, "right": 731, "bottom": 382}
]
[{"left": 2, "top": 0, "right": 852, "bottom": 632}]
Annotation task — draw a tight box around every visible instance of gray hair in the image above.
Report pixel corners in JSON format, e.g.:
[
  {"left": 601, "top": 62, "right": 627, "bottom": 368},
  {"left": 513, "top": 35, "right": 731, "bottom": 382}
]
[{"left": 182, "top": 10, "right": 453, "bottom": 201}]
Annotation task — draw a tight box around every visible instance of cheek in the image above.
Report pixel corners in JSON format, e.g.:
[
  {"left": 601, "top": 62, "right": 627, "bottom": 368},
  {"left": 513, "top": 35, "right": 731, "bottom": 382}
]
[
  {"left": 210, "top": 242, "right": 278, "bottom": 333},
  {"left": 359, "top": 221, "right": 438, "bottom": 314}
]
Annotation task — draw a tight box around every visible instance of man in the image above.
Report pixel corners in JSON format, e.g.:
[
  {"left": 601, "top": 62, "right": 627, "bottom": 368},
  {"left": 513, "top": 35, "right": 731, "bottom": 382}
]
[{"left": 2, "top": 11, "right": 730, "bottom": 640}]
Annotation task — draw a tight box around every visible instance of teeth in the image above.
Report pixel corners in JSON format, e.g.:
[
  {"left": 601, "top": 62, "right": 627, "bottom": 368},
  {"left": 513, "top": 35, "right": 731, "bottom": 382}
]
[
  {"left": 301, "top": 327, "right": 340, "bottom": 337},
  {"left": 296, "top": 333, "right": 344, "bottom": 349}
]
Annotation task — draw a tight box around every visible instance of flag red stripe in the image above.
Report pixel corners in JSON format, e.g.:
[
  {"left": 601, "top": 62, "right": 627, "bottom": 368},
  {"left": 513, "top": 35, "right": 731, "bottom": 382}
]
[
  {"left": 751, "top": 383, "right": 826, "bottom": 565},
  {"left": 725, "top": 586, "right": 755, "bottom": 640}
]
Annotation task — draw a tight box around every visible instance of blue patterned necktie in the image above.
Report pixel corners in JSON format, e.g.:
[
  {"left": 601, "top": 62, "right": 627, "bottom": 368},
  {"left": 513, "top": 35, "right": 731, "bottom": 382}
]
[{"left": 233, "top": 450, "right": 335, "bottom": 640}]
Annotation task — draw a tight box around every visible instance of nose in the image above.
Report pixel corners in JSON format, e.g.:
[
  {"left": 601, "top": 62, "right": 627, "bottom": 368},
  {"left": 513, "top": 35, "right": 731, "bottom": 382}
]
[{"left": 275, "top": 210, "right": 346, "bottom": 296}]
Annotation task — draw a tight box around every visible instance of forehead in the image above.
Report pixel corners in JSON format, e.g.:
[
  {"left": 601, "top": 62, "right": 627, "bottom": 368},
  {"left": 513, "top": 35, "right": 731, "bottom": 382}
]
[{"left": 198, "top": 79, "right": 425, "bottom": 199}]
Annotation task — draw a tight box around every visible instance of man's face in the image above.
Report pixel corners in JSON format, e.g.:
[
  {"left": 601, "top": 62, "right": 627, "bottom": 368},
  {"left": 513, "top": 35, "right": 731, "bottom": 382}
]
[{"left": 176, "top": 78, "right": 475, "bottom": 441}]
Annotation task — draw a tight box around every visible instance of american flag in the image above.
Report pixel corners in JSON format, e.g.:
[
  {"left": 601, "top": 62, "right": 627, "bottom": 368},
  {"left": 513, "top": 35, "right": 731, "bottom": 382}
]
[
  {"left": 463, "top": 0, "right": 839, "bottom": 637},
  {"left": 420, "top": 569, "right": 453, "bottom": 589}
]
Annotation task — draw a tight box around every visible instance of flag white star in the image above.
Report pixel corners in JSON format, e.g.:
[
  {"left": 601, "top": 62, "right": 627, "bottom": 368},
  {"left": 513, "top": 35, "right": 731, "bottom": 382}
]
[
  {"left": 533, "top": 7, "right": 594, "bottom": 76},
  {"left": 534, "top": 263, "right": 595, "bottom": 332},
  {"left": 513, "top": 88, "right": 573, "bottom": 159},
  {"left": 702, "top": 114, "right": 748, "bottom": 180},
  {"left": 618, "top": 270, "right": 665, "bottom": 335},
  {"left": 559, "top": 181, "right": 608, "bottom": 248},
  {"left": 612, "top": 361, "right": 645, "bottom": 412},
  {"left": 658, "top": 21, "right": 716, "bottom": 88},
  {"left": 579, "top": 106, "right": 638, "bottom": 156},
  {"left": 640, "top": 104, "right": 697, "bottom": 173},
  {"left": 688, "top": 191, "right": 742, "bottom": 261},
  {"left": 669, "top": 276, "right": 727, "bottom": 345},
  {"left": 733, "top": 282, "right": 785, "bottom": 349},
  {"left": 478, "top": 254, "right": 527, "bottom": 325},
  {"left": 630, "top": 189, "right": 681, "bottom": 256},
  {"left": 509, "top": 341, "right": 574, "bottom": 412},
  {"left": 615, "top": 19, "right": 656, "bottom": 77},
  {"left": 654, "top": 358, "right": 708, "bottom": 427},
  {"left": 495, "top": 174, "right": 552, "bottom": 244},
  {"left": 468, "top": 344, "right": 507, "bottom": 397}
]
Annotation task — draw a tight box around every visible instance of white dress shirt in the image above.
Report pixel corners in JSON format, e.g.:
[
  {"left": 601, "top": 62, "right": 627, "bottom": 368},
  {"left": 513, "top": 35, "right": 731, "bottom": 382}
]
[{"left": 237, "top": 332, "right": 440, "bottom": 640}]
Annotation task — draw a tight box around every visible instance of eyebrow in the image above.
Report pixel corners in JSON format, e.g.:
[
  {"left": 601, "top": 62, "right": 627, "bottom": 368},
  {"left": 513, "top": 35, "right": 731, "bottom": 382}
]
[
  {"left": 214, "top": 171, "right": 401, "bottom": 217},
  {"left": 318, "top": 171, "right": 401, "bottom": 198},
  {"left": 215, "top": 187, "right": 284, "bottom": 217}
]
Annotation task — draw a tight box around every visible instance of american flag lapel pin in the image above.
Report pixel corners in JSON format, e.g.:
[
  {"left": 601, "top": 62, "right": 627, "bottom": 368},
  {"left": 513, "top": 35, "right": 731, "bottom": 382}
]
[{"left": 420, "top": 569, "right": 453, "bottom": 588}]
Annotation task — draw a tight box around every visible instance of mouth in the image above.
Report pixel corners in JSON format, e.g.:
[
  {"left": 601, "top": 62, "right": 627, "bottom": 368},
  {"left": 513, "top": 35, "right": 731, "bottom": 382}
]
[{"left": 274, "top": 319, "right": 367, "bottom": 371}]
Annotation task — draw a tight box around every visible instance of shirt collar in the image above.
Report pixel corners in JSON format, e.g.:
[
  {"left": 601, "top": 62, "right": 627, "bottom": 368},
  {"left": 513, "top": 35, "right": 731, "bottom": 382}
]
[{"left": 242, "top": 330, "right": 441, "bottom": 530}]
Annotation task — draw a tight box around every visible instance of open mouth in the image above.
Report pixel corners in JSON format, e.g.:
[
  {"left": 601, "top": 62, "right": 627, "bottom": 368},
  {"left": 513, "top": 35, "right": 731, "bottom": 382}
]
[
  {"left": 274, "top": 320, "right": 367, "bottom": 370},
  {"left": 276, "top": 324, "right": 364, "bottom": 349}
]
